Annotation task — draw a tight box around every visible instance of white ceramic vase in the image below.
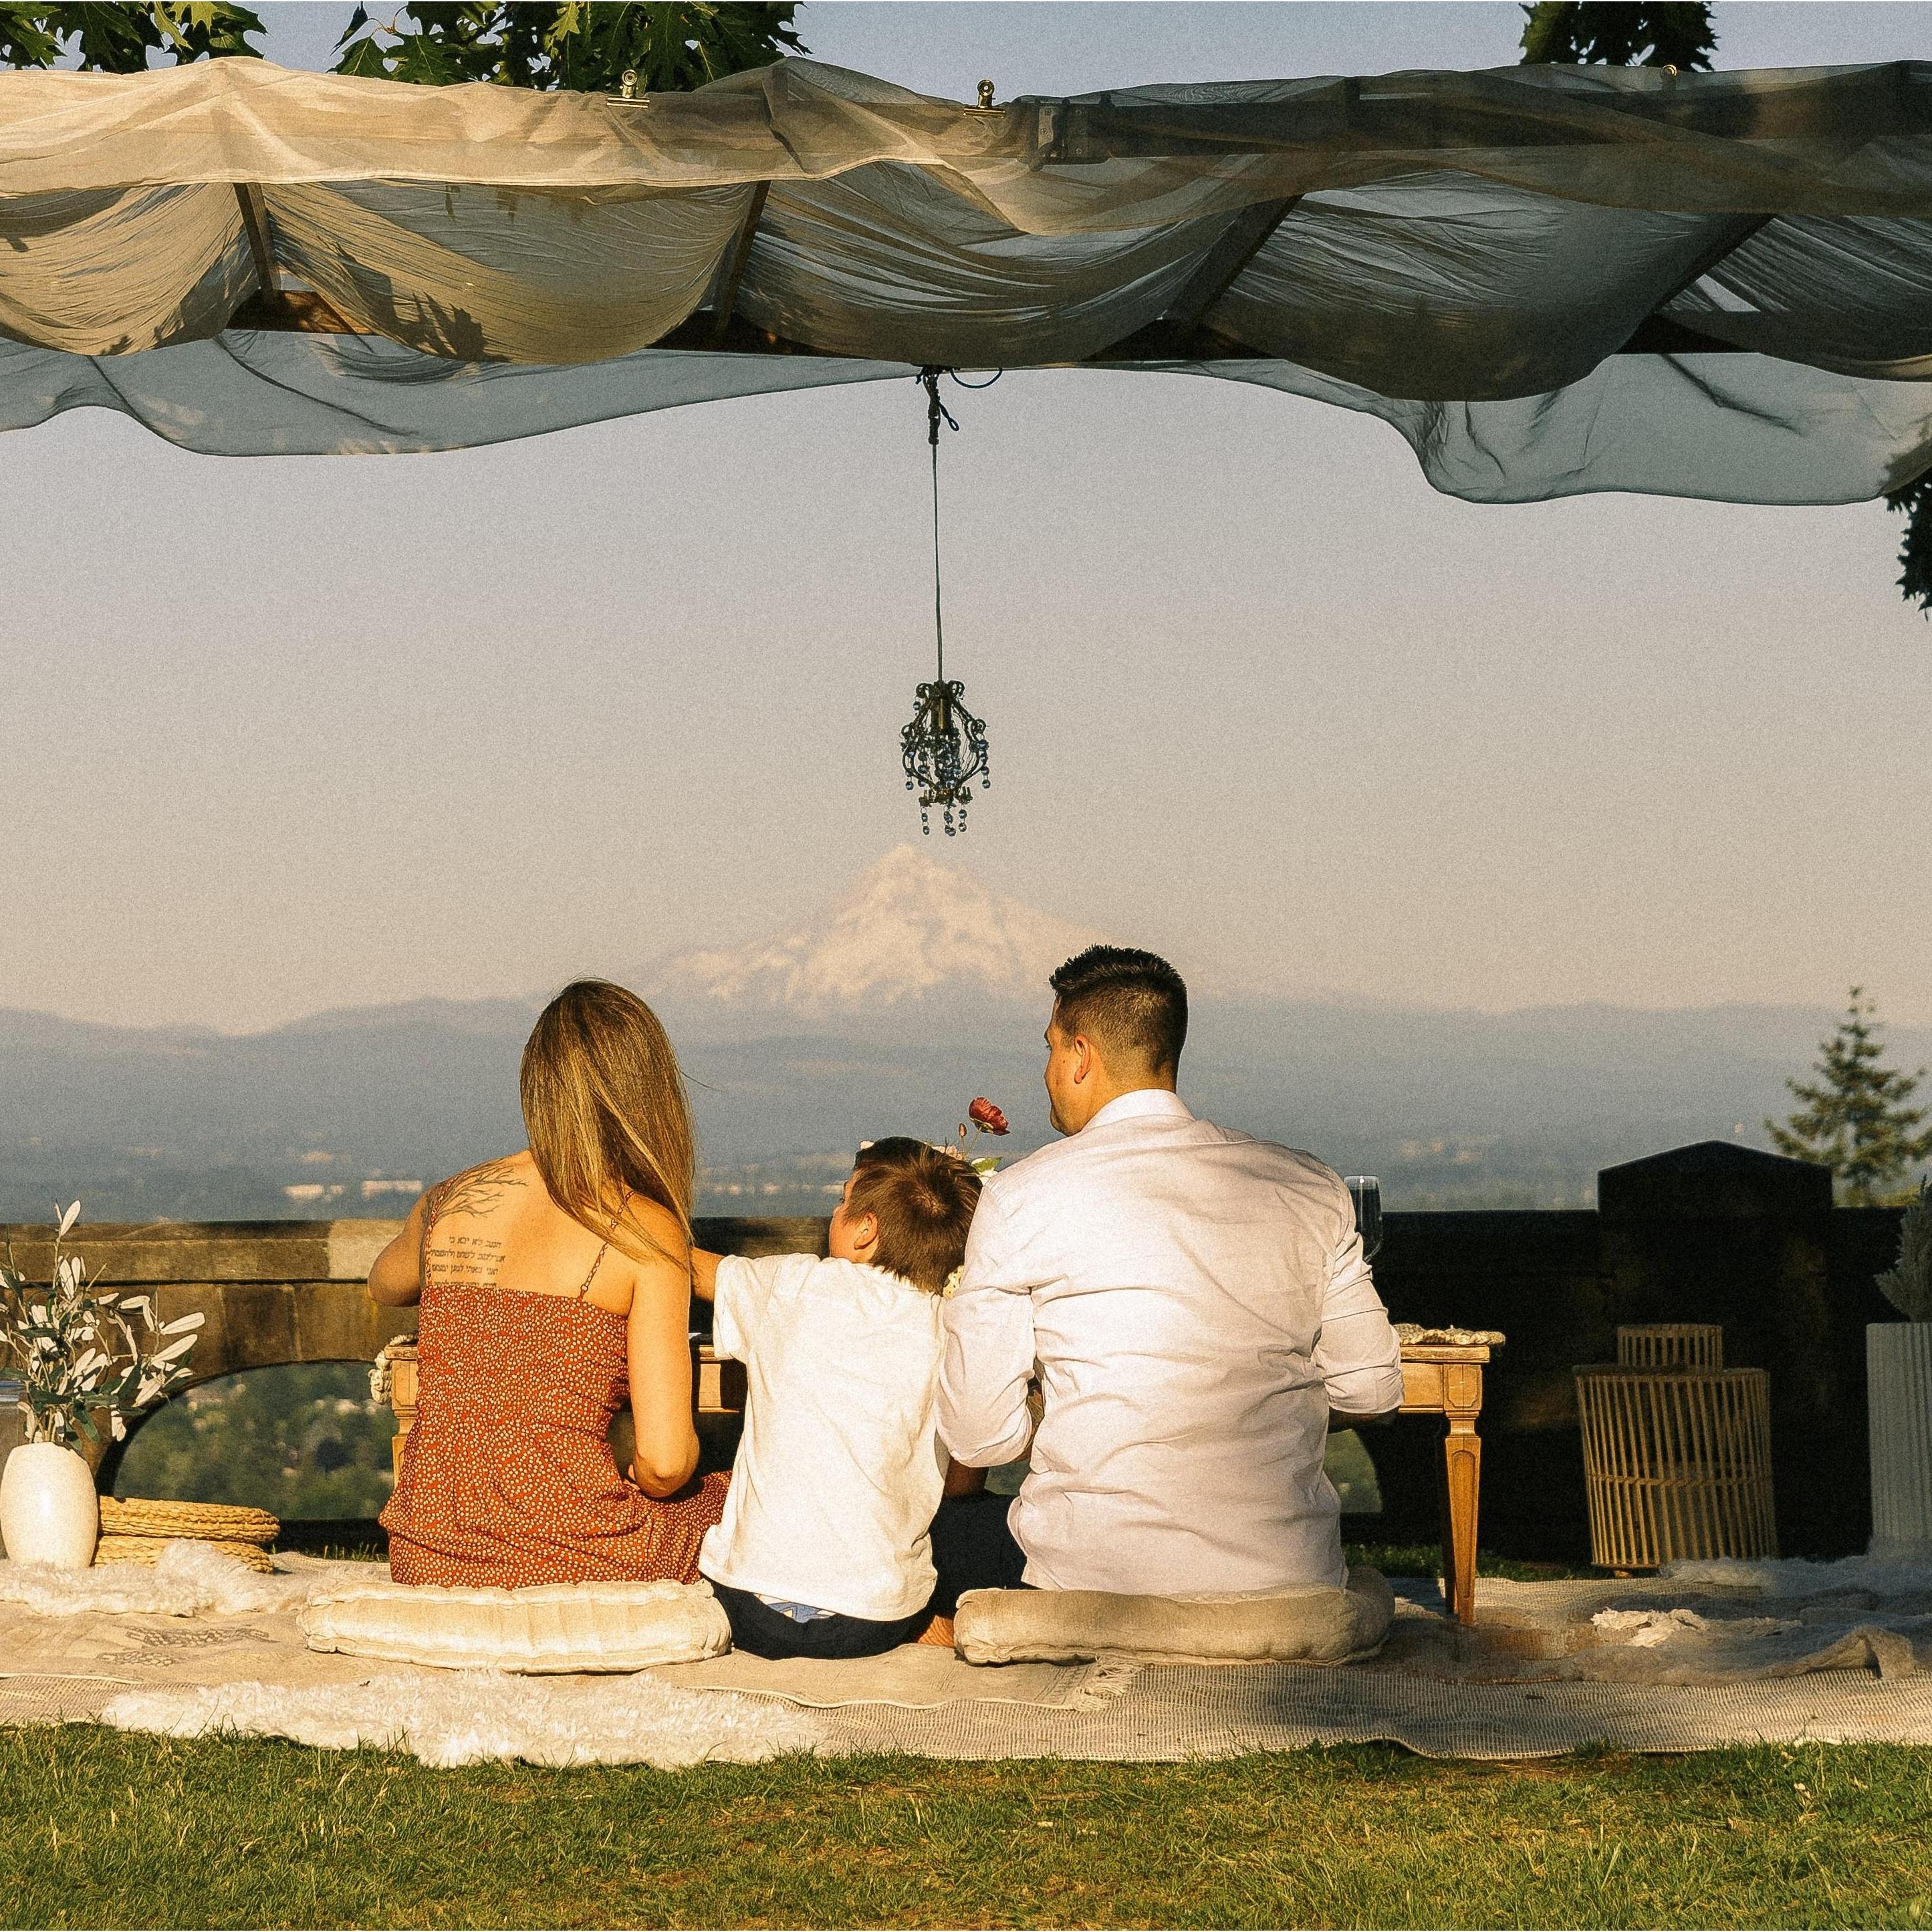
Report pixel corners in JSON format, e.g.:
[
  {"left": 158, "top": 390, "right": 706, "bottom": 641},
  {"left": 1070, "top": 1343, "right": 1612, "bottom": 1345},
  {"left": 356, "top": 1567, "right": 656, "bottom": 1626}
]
[
  {"left": 0, "top": 1441, "right": 100, "bottom": 1569},
  {"left": 1868, "top": 1322, "right": 1932, "bottom": 1560}
]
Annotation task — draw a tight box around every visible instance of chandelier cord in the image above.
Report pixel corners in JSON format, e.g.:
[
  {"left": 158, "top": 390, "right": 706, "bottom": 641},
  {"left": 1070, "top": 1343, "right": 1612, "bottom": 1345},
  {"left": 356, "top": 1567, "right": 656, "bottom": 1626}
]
[
  {"left": 921, "top": 366, "right": 959, "bottom": 684},
  {"left": 900, "top": 367, "right": 994, "bottom": 837}
]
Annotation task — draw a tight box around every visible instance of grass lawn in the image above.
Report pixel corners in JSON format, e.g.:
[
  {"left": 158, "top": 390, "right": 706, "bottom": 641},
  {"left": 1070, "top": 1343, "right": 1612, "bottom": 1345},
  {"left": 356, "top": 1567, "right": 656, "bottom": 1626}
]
[
  {"left": 1344, "top": 1542, "right": 1600, "bottom": 1583},
  {"left": 5, "top": 1730, "right": 1929, "bottom": 1929}
]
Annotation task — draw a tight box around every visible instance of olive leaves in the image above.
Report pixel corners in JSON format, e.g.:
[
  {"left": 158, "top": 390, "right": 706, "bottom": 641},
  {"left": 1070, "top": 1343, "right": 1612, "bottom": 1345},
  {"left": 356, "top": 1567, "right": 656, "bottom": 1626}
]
[{"left": 0, "top": 1202, "right": 205, "bottom": 1448}]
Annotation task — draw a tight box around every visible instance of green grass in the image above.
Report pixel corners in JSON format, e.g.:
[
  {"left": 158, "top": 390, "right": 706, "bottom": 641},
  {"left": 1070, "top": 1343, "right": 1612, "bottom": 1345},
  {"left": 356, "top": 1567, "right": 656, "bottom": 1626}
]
[
  {"left": 4, "top": 1731, "right": 1929, "bottom": 1929},
  {"left": 1344, "top": 1542, "right": 1602, "bottom": 1583}
]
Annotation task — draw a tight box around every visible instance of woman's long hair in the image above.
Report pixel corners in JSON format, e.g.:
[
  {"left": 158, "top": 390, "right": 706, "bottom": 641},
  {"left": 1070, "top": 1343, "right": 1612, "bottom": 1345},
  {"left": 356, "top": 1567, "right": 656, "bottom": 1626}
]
[{"left": 519, "top": 979, "right": 693, "bottom": 1264}]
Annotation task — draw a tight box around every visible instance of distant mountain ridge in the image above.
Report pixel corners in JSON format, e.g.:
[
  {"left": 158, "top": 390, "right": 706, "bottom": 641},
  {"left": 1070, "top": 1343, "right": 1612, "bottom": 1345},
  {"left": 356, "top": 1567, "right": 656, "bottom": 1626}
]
[
  {"left": 0, "top": 845, "right": 1923, "bottom": 1219},
  {"left": 644, "top": 845, "right": 1099, "bottom": 1017}
]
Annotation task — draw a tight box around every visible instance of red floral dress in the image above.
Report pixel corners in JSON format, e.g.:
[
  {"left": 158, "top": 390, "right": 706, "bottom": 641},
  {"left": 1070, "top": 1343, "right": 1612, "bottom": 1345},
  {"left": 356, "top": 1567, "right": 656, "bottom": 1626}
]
[{"left": 382, "top": 1227, "right": 727, "bottom": 1589}]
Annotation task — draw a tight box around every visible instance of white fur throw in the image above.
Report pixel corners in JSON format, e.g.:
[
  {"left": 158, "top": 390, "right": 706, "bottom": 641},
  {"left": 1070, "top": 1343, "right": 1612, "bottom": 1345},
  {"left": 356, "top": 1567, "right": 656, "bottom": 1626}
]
[
  {"left": 300, "top": 1576, "right": 732, "bottom": 1674},
  {"left": 0, "top": 1540, "right": 319, "bottom": 1618},
  {"left": 104, "top": 1669, "right": 821, "bottom": 1769},
  {"left": 953, "top": 1565, "right": 1395, "bottom": 1666}
]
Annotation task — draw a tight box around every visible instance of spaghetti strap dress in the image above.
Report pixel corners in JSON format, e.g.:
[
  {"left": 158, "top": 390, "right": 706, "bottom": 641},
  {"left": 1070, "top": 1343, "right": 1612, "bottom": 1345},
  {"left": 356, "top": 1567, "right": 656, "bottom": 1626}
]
[{"left": 381, "top": 1190, "right": 728, "bottom": 1588}]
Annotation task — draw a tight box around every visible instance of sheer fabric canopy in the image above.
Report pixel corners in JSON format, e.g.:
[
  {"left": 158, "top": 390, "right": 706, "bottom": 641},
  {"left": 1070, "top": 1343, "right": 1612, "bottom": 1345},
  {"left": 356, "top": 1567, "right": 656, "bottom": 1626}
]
[{"left": 5, "top": 53, "right": 1932, "bottom": 499}]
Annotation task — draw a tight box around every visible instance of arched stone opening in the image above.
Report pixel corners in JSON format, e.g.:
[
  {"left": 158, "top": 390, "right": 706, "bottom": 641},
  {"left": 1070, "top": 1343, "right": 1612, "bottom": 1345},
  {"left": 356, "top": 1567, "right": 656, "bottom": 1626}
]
[{"left": 104, "top": 1360, "right": 396, "bottom": 1520}]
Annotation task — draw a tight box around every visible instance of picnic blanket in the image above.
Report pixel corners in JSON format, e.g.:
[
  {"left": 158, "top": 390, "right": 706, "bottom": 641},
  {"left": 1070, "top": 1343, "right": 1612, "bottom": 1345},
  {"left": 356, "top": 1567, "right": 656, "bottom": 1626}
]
[{"left": 3, "top": 1547, "right": 1931, "bottom": 1768}]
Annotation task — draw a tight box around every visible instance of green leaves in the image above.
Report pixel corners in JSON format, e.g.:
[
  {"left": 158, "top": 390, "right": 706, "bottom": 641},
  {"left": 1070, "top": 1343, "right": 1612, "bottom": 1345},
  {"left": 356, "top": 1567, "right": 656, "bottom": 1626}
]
[
  {"left": 0, "top": 3, "right": 262, "bottom": 72},
  {"left": 1883, "top": 474, "right": 1932, "bottom": 616},
  {"left": 0, "top": 0, "right": 800, "bottom": 88},
  {"left": 0, "top": 1204, "right": 205, "bottom": 1447},
  {"left": 0, "top": 7, "right": 63, "bottom": 67},
  {"left": 1519, "top": 3, "right": 1717, "bottom": 71},
  {"left": 330, "top": 2, "right": 802, "bottom": 94}
]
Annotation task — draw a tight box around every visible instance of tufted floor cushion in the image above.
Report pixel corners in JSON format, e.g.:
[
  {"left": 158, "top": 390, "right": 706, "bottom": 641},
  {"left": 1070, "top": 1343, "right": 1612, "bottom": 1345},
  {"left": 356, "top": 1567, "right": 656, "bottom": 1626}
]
[
  {"left": 953, "top": 1565, "right": 1395, "bottom": 1666},
  {"left": 300, "top": 1576, "right": 732, "bottom": 1675}
]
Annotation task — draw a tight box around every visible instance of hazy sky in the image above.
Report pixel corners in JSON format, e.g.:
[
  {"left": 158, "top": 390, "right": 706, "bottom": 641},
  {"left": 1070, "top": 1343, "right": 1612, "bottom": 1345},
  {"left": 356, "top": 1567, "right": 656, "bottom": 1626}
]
[{"left": 3, "top": 4, "right": 1929, "bottom": 1032}]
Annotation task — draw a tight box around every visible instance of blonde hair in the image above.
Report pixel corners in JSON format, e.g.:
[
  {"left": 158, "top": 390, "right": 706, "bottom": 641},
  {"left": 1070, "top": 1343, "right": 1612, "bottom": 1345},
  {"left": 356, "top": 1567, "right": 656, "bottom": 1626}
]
[{"left": 519, "top": 979, "right": 694, "bottom": 1265}]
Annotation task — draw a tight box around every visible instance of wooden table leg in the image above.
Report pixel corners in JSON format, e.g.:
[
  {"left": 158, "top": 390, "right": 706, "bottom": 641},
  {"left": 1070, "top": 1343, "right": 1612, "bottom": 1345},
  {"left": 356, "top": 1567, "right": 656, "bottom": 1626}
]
[{"left": 1439, "top": 1364, "right": 1484, "bottom": 1626}]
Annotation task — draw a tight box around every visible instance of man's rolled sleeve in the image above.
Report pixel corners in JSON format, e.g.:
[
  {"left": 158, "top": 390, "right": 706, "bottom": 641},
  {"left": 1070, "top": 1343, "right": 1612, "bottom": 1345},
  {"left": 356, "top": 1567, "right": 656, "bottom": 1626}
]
[
  {"left": 938, "top": 1183, "right": 1038, "bottom": 1467},
  {"left": 1311, "top": 1221, "right": 1404, "bottom": 1418}
]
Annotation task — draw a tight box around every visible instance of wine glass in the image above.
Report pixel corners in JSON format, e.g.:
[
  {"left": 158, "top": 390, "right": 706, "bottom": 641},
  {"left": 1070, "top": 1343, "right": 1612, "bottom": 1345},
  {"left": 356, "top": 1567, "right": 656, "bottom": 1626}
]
[{"left": 1346, "top": 1176, "right": 1383, "bottom": 1263}]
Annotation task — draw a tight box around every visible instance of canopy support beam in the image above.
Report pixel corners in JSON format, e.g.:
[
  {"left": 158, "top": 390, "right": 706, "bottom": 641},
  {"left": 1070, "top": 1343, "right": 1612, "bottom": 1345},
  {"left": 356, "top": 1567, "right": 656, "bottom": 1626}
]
[
  {"left": 1161, "top": 196, "right": 1299, "bottom": 336},
  {"left": 1608, "top": 213, "right": 1771, "bottom": 360},
  {"left": 233, "top": 184, "right": 277, "bottom": 299},
  {"left": 1089, "top": 197, "right": 1298, "bottom": 362},
  {"left": 227, "top": 184, "right": 364, "bottom": 336},
  {"left": 708, "top": 181, "right": 771, "bottom": 346}
]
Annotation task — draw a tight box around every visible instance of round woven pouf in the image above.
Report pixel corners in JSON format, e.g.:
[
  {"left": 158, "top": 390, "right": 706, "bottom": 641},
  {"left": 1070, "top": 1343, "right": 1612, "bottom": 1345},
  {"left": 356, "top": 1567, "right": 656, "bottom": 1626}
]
[
  {"left": 94, "top": 1532, "right": 276, "bottom": 1574},
  {"left": 94, "top": 1496, "right": 280, "bottom": 1571}
]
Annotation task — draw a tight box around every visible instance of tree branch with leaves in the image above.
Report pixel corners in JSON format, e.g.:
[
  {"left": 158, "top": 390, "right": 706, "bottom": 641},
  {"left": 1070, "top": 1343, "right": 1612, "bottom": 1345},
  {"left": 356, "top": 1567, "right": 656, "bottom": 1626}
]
[
  {"left": 1518, "top": 2, "right": 1715, "bottom": 71},
  {"left": 332, "top": 3, "right": 802, "bottom": 92},
  {"left": 0, "top": 3, "right": 261, "bottom": 70}
]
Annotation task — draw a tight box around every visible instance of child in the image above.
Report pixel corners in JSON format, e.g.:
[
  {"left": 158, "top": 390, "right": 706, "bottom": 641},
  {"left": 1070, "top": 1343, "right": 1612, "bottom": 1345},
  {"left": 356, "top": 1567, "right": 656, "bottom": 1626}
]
[{"left": 690, "top": 1136, "right": 983, "bottom": 1659}]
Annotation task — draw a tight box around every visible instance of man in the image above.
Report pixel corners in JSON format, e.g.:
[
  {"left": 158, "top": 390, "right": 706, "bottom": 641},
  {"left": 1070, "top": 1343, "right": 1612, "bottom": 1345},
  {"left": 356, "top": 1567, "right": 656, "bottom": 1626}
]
[{"left": 934, "top": 945, "right": 1404, "bottom": 1604}]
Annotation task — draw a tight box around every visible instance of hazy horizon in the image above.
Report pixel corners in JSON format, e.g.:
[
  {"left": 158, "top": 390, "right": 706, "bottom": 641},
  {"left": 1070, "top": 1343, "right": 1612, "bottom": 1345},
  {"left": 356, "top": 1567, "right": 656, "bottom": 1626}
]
[
  {"left": 4, "top": 4, "right": 1929, "bottom": 1034},
  {"left": 1, "top": 837, "right": 1919, "bottom": 1040}
]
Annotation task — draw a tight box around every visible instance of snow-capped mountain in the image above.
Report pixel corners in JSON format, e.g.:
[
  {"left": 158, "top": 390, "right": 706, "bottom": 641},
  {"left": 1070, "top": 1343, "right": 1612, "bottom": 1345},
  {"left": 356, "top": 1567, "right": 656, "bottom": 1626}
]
[{"left": 646, "top": 845, "right": 1100, "bottom": 1016}]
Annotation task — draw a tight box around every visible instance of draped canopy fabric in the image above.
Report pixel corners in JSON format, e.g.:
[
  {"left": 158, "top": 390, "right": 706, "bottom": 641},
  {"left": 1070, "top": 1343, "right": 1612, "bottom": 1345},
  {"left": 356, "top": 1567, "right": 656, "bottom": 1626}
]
[{"left": 5, "top": 53, "right": 1932, "bottom": 499}]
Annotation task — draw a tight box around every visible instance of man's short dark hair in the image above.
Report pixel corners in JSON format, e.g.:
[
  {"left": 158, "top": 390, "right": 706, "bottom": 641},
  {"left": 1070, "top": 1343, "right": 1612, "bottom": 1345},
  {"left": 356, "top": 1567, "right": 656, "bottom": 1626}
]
[
  {"left": 847, "top": 1137, "right": 983, "bottom": 1294},
  {"left": 1049, "top": 945, "right": 1189, "bottom": 1074}
]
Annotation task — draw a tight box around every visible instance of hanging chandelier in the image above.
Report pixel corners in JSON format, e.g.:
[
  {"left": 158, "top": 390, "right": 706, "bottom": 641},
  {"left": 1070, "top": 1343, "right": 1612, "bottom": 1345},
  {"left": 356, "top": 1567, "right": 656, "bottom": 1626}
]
[{"left": 901, "top": 366, "right": 993, "bottom": 836}]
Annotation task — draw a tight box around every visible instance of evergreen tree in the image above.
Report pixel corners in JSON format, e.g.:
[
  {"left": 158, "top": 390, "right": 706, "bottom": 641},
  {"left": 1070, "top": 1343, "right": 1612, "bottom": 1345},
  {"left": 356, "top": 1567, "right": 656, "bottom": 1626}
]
[{"left": 1768, "top": 988, "right": 1932, "bottom": 1204}]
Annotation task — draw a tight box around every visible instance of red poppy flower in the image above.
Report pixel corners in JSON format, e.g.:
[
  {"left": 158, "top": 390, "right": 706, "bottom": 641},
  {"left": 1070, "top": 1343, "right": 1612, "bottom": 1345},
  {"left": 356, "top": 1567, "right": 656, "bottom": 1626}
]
[{"left": 969, "top": 1097, "right": 1009, "bottom": 1136}]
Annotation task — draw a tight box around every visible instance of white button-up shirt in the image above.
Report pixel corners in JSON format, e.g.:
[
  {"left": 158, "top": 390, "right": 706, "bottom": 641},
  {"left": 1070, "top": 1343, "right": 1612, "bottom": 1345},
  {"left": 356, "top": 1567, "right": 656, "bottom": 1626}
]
[{"left": 938, "top": 1088, "right": 1404, "bottom": 1594}]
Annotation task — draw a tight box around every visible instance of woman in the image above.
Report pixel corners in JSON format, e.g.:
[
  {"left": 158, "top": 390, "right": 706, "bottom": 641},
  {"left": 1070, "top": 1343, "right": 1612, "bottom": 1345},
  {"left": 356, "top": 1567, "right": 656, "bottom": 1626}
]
[{"left": 368, "top": 979, "right": 727, "bottom": 1587}]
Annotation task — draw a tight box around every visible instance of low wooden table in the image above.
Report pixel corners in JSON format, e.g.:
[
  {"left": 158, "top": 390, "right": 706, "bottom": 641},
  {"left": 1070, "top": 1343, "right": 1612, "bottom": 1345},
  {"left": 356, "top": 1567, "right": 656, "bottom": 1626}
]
[
  {"left": 384, "top": 1326, "right": 1503, "bottom": 1628},
  {"left": 1394, "top": 1329, "right": 1504, "bottom": 1626}
]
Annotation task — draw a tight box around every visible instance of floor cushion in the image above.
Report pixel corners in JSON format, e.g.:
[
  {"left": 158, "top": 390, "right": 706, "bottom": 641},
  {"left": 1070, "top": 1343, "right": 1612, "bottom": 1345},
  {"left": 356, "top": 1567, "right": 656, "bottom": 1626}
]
[
  {"left": 299, "top": 1576, "right": 732, "bottom": 1674},
  {"left": 953, "top": 1564, "right": 1395, "bottom": 1666}
]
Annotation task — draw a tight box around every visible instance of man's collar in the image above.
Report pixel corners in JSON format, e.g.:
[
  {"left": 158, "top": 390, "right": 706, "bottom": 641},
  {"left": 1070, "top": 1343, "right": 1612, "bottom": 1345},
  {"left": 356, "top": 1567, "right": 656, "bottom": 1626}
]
[{"left": 1086, "top": 1087, "right": 1193, "bottom": 1132}]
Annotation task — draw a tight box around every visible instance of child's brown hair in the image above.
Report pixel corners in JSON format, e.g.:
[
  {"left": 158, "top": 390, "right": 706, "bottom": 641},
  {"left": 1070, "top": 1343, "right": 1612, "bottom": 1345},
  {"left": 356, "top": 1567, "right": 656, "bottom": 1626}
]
[{"left": 847, "top": 1137, "right": 983, "bottom": 1294}]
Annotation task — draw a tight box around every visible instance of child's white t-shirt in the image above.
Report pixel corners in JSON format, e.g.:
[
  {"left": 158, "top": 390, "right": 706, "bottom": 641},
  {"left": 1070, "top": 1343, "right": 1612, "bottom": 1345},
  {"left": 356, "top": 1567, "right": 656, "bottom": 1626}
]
[{"left": 697, "top": 1252, "right": 946, "bottom": 1622}]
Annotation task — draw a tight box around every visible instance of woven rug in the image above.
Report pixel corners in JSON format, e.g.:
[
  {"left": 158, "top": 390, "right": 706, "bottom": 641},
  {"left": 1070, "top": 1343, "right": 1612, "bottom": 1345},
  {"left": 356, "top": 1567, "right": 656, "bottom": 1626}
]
[{"left": 2, "top": 1552, "right": 1929, "bottom": 1767}]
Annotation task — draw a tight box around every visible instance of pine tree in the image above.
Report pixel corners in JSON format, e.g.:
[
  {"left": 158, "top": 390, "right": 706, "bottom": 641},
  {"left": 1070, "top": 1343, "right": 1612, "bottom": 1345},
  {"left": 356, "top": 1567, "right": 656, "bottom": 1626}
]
[{"left": 1768, "top": 988, "right": 1932, "bottom": 1205}]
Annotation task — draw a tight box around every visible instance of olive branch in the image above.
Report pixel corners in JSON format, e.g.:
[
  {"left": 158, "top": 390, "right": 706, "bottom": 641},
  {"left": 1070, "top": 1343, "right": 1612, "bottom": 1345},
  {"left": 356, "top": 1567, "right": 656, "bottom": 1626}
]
[{"left": 0, "top": 1202, "right": 205, "bottom": 1448}]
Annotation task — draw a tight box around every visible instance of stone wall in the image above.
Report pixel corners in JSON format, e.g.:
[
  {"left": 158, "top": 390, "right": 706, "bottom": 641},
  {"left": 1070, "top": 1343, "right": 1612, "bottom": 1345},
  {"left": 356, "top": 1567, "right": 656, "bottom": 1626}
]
[
  {"left": 0, "top": 1149, "right": 1909, "bottom": 1558},
  {"left": 1368, "top": 1145, "right": 1903, "bottom": 1560}
]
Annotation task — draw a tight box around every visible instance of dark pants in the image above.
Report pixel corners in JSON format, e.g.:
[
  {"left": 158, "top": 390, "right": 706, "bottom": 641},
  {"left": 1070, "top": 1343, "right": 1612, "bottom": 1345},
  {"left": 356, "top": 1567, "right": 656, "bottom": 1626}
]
[
  {"left": 928, "top": 1492, "right": 1030, "bottom": 1617},
  {"left": 711, "top": 1582, "right": 927, "bottom": 1660}
]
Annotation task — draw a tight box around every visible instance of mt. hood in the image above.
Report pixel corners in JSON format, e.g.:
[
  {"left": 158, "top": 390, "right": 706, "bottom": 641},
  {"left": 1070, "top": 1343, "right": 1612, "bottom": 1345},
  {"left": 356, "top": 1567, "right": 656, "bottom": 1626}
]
[{"left": 646, "top": 846, "right": 1098, "bottom": 1016}]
